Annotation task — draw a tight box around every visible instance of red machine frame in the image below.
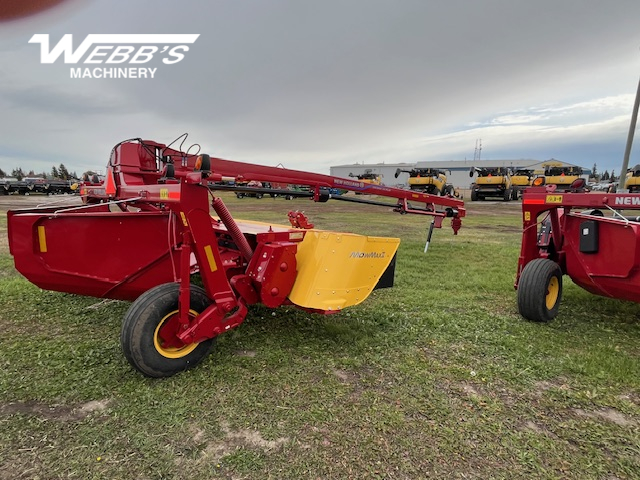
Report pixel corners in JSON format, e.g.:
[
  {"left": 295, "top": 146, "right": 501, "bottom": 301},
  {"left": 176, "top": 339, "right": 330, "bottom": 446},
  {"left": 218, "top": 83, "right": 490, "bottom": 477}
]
[
  {"left": 8, "top": 138, "right": 465, "bottom": 377},
  {"left": 516, "top": 183, "right": 640, "bottom": 321}
]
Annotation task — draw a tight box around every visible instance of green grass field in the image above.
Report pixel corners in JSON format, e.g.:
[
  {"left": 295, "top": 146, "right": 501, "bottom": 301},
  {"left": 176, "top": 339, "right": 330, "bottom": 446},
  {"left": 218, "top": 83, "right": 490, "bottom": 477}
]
[{"left": 0, "top": 195, "right": 638, "bottom": 479}]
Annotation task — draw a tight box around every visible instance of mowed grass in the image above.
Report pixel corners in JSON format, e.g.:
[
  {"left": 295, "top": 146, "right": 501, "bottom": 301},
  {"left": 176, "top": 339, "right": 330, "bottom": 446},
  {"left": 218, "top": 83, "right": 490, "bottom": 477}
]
[{"left": 0, "top": 194, "right": 639, "bottom": 480}]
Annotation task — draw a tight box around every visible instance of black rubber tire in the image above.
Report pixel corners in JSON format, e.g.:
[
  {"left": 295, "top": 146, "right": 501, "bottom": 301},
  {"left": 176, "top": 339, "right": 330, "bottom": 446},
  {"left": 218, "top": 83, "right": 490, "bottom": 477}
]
[
  {"left": 256, "top": 193, "right": 264, "bottom": 199},
  {"left": 517, "top": 259, "right": 563, "bottom": 322},
  {"left": 471, "top": 190, "right": 478, "bottom": 201},
  {"left": 503, "top": 189, "right": 511, "bottom": 202},
  {"left": 121, "top": 283, "right": 215, "bottom": 377},
  {"left": 512, "top": 189, "right": 519, "bottom": 200}
]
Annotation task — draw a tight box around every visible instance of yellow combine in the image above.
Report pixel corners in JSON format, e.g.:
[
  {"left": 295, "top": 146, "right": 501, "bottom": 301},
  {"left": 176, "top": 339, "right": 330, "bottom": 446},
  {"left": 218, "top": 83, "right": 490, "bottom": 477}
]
[
  {"left": 624, "top": 164, "right": 640, "bottom": 192},
  {"left": 469, "top": 166, "right": 513, "bottom": 201},
  {"left": 540, "top": 165, "right": 584, "bottom": 191},
  {"left": 349, "top": 169, "right": 382, "bottom": 186},
  {"left": 394, "top": 167, "right": 455, "bottom": 196},
  {"left": 510, "top": 168, "right": 534, "bottom": 199}
]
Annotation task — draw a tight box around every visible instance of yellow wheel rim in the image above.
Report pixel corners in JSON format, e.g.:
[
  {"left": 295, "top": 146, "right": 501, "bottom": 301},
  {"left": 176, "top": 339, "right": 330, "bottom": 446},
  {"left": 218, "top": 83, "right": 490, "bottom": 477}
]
[
  {"left": 545, "top": 277, "right": 560, "bottom": 310},
  {"left": 153, "top": 309, "right": 199, "bottom": 359}
]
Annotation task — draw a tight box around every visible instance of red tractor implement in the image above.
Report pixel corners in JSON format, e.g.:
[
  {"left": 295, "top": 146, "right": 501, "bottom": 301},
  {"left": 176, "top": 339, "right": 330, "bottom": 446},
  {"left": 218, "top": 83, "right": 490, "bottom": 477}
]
[
  {"left": 516, "top": 180, "right": 640, "bottom": 322},
  {"left": 8, "top": 138, "right": 465, "bottom": 377}
]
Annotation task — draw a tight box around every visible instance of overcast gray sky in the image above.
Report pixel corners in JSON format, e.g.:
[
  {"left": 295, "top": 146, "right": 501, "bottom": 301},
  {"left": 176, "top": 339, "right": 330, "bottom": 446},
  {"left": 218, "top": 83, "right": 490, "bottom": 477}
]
[{"left": 1, "top": 0, "right": 640, "bottom": 177}]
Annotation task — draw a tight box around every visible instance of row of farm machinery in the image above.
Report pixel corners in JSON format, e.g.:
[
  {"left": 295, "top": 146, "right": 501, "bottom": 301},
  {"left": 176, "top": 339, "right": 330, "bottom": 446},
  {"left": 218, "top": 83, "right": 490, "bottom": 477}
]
[
  {"left": 469, "top": 165, "right": 586, "bottom": 201},
  {"left": 0, "top": 177, "right": 79, "bottom": 196},
  {"left": 6, "top": 137, "right": 640, "bottom": 377},
  {"left": 234, "top": 163, "right": 593, "bottom": 202}
]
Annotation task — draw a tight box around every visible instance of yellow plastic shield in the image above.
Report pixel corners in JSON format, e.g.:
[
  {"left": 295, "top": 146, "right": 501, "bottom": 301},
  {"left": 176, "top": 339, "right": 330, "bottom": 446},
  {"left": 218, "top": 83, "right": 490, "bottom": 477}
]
[{"left": 288, "top": 230, "right": 400, "bottom": 311}]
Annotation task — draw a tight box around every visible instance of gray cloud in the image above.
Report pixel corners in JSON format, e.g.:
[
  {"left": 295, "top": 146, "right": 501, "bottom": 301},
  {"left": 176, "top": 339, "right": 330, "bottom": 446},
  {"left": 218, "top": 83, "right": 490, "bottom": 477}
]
[
  {"left": 1, "top": 85, "right": 128, "bottom": 115},
  {"left": 1, "top": 0, "right": 640, "bottom": 176}
]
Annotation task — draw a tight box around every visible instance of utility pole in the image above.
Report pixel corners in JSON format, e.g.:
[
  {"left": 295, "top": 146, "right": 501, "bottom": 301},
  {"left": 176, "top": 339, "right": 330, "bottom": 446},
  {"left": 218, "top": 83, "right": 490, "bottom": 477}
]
[{"left": 620, "top": 72, "right": 640, "bottom": 190}]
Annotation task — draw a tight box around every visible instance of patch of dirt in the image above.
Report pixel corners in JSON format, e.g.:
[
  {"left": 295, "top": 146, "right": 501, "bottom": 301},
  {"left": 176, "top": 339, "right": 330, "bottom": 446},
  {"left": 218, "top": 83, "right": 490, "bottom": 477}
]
[
  {"left": 459, "top": 382, "right": 482, "bottom": 396},
  {"left": 190, "top": 425, "right": 206, "bottom": 443},
  {"left": 522, "top": 420, "right": 546, "bottom": 434},
  {"left": 196, "top": 420, "right": 288, "bottom": 464},
  {"left": 534, "top": 380, "right": 554, "bottom": 392},
  {"left": 533, "top": 378, "right": 571, "bottom": 395},
  {"left": 518, "top": 420, "right": 561, "bottom": 440},
  {"left": 79, "top": 399, "right": 110, "bottom": 413},
  {"left": 574, "top": 408, "right": 638, "bottom": 427},
  {"left": 617, "top": 392, "right": 640, "bottom": 407},
  {"left": 332, "top": 368, "right": 356, "bottom": 383},
  {"left": 0, "top": 399, "right": 110, "bottom": 421}
]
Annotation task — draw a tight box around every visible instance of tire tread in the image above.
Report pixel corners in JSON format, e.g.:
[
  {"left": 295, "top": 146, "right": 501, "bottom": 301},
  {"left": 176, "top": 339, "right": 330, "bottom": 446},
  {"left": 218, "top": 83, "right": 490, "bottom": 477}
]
[
  {"left": 517, "top": 258, "right": 563, "bottom": 322},
  {"left": 120, "top": 283, "right": 214, "bottom": 377}
]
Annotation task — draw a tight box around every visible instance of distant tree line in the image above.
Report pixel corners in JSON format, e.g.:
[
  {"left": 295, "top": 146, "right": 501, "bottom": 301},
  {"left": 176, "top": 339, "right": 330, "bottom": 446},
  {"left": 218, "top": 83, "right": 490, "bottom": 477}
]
[
  {"left": 589, "top": 163, "right": 617, "bottom": 183},
  {"left": 0, "top": 164, "right": 79, "bottom": 181}
]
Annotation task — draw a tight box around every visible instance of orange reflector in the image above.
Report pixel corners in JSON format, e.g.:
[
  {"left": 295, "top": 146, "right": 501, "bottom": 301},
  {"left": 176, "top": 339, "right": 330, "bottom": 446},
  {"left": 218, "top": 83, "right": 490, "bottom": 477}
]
[
  {"left": 195, "top": 155, "right": 203, "bottom": 170},
  {"left": 532, "top": 177, "right": 545, "bottom": 186},
  {"left": 38, "top": 226, "right": 47, "bottom": 252},
  {"left": 104, "top": 167, "right": 116, "bottom": 196}
]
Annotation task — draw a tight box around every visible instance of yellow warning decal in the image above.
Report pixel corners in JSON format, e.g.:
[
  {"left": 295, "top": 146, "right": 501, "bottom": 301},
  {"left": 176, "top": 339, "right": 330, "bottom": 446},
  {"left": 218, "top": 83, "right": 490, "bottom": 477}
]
[
  {"left": 160, "top": 188, "right": 169, "bottom": 200},
  {"left": 179, "top": 212, "right": 188, "bottom": 227},
  {"left": 38, "top": 226, "right": 47, "bottom": 252},
  {"left": 203, "top": 245, "right": 218, "bottom": 272},
  {"left": 546, "top": 195, "right": 563, "bottom": 204}
]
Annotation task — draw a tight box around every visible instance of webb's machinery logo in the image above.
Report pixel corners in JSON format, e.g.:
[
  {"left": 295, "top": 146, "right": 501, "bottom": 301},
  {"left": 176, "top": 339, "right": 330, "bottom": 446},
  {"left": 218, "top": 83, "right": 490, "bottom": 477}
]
[{"left": 29, "top": 34, "right": 200, "bottom": 79}]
